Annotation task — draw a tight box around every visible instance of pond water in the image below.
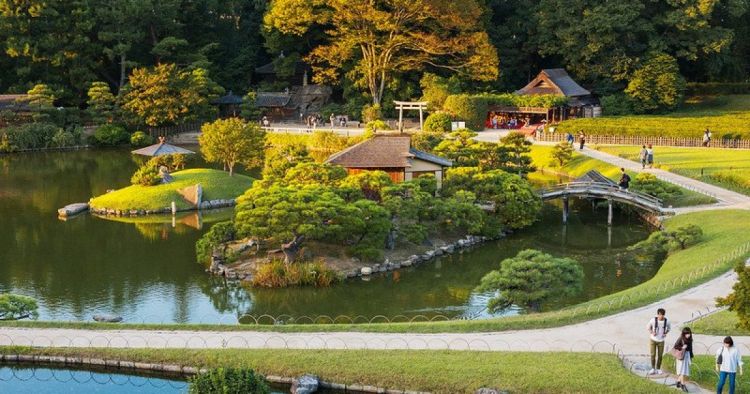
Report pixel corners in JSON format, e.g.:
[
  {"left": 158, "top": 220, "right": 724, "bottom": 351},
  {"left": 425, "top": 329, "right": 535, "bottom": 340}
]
[
  {"left": 0, "top": 365, "right": 188, "bottom": 394},
  {"left": 0, "top": 149, "right": 658, "bottom": 323}
]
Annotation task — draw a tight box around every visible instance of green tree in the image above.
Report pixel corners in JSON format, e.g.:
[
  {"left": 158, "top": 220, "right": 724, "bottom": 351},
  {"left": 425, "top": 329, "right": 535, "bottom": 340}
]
[
  {"left": 420, "top": 73, "right": 462, "bottom": 111},
  {"left": 340, "top": 170, "right": 395, "bottom": 201},
  {"left": 486, "top": 132, "right": 536, "bottom": 174},
  {"left": 476, "top": 249, "right": 584, "bottom": 312},
  {"left": 410, "top": 131, "right": 445, "bottom": 153},
  {"left": 718, "top": 262, "right": 750, "bottom": 331},
  {"left": 86, "top": 81, "right": 116, "bottom": 124},
  {"left": 442, "top": 94, "right": 488, "bottom": 131},
  {"left": 264, "top": 0, "right": 498, "bottom": 105},
  {"left": 625, "top": 53, "right": 686, "bottom": 113},
  {"left": 199, "top": 118, "right": 266, "bottom": 176},
  {"left": 422, "top": 112, "right": 452, "bottom": 133},
  {"left": 283, "top": 162, "right": 348, "bottom": 187},
  {"left": 433, "top": 129, "right": 488, "bottom": 167},
  {"left": 240, "top": 91, "right": 261, "bottom": 121},
  {"left": 262, "top": 142, "right": 313, "bottom": 180},
  {"left": 550, "top": 141, "right": 573, "bottom": 167},
  {"left": 123, "top": 63, "right": 221, "bottom": 127},
  {"left": 26, "top": 83, "right": 56, "bottom": 108},
  {"left": 0, "top": 294, "right": 39, "bottom": 320}
]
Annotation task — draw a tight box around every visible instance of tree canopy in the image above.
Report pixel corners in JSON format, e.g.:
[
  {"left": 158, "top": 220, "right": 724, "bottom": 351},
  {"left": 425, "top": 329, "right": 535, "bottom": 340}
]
[{"left": 199, "top": 118, "right": 266, "bottom": 176}]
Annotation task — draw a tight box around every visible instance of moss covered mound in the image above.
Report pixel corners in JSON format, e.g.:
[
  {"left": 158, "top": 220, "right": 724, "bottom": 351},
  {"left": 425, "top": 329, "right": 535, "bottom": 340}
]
[{"left": 90, "top": 168, "right": 253, "bottom": 211}]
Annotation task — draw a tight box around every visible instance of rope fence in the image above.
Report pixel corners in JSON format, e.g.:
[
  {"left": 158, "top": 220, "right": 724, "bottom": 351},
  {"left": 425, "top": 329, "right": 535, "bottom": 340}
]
[{"left": 536, "top": 133, "right": 750, "bottom": 149}]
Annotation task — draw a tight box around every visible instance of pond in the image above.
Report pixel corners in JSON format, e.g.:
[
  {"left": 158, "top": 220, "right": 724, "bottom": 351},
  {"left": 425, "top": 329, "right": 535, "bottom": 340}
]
[
  {"left": 0, "top": 365, "right": 188, "bottom": 394},
  {"left": 0, "top": 149, "right": 658, "bottom": 323}
]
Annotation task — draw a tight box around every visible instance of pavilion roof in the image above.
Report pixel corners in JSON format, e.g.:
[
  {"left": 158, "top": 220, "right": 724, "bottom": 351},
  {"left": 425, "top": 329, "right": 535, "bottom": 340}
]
[
  {"left": 516, "top": 69, "right": 591, "bottom": 97},
  {"left": 326, "top": 135, "right": 452, "bottom": 168},
  {"left": 131, "top": 142, "right": 195, "bottom": 157}
]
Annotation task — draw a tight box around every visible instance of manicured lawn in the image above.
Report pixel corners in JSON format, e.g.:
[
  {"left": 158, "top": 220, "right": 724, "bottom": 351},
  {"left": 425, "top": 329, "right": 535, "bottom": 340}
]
[
  {"left": 4, "top": 210, "right": 749, "bottom": 334},
  {"left": 692, "top": 310, "right": 750, "bottom": 336},
  {"left": 529, "top": 145, "right": 717, "bottom": 207},
  {"left": 556, "top": 95, "right": 750, "bottom": 139},
  {"left": 597, "top": 145, "right": 750, "bottom": 196},
  {"left": 0, "top": 347, "right": 672, "bottom": 393},
  {"left": 89, "top": 168, "right": 253, "bottom": 211}
]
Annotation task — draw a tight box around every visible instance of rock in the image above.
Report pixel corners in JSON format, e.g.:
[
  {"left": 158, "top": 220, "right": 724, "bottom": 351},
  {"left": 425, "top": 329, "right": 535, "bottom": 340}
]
[
  {"left": 93, "top": 314, "right": 123, "bottom": 323},
  {"left": 361, "top": 267, "right": 373, "bottom": 276},
  {"left": 434, "top": 248, "right": 444, "bottom": 256},
  {"left": 423, "top": 250, "right": 435, "bottom": 260},
  {"left": 401, "top": 259, "right": 413, "bottom": 267},
  {"left": 457, "top": 239, "right": 467, "bottom": 247},
  {"left": 291, "top": 374, "right": 319, "bottom": 394},
  {"left": 475, "top": 389, "right": 508, "bottom": 394},
  {"left": 346, "top": 271, "right": 358, "bottom": 278},
  {"left": 57, "top": 203, "right": 89, "bottom": 217},
  {"left": 441, "top": 245, "right": 455, "bottom": 254},
  {"left": 393, "top": 262, "right": 401, "bottom": 269}
]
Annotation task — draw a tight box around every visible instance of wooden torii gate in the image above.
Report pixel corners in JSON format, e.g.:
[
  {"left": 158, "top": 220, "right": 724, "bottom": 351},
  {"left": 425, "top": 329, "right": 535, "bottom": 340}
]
[{"left": 394, "top": 101, "right": 428, "bottom": 131}]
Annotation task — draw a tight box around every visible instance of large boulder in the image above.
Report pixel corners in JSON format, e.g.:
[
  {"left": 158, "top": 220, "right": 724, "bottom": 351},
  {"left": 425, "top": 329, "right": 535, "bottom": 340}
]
[
  {"left": 92, "top": 314, "right": 123, "bottom": 323},
  {"left": 291, "top": 374, "right": 319, "bottom": 394},
  {"left": 57, "top": 203, "right": 89, "bottom": 217}
]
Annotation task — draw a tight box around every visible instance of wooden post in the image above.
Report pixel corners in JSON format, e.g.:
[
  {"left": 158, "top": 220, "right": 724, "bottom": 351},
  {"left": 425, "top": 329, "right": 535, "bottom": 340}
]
[
  {"left": 562, "top": 196, "right": 569, "bottom": 225},
  {"left": 418, "top": 107, "right": 424, "bottom": 131},
  {"left": 399, "top": 105, "right": 404, "bottom": 131},
  {"left": 607, "top": 199, "right": 613, "bottom": 226}
]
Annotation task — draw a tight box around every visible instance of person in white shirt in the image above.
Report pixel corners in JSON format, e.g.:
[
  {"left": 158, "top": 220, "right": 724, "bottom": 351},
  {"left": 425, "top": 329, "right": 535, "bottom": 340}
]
[
  {"left": 647, "top": 308, "right": 671, "bottom": 375},
  {"left": 716, "top": 336, "right": 743, "bottom": 394}
]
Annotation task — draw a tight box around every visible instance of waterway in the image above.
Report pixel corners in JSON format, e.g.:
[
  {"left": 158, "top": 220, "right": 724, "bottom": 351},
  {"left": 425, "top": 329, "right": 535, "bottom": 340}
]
[{"left": 0, "top": 149, "right": 657, "bottom": 323}]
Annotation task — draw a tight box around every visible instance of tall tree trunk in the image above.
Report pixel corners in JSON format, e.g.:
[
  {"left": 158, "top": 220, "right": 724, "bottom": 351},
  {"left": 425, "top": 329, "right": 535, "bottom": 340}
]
[
  {"left": 119, "top": 53, "right": 127, "bottom": 89},
  {"left": 281, "top": 235, "right": 305, "bottom": 264}
]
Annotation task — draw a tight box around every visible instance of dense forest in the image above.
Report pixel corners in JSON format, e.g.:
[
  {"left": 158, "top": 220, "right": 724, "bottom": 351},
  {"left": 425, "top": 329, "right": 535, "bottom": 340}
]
[{"left": 1, "top": 0, "right": 748, "bottom": 111}]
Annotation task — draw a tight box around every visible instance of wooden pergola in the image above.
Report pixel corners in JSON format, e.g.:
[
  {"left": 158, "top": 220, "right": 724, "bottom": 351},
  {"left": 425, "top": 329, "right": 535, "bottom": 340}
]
[{"left": 394, "top": 101, "right": 428, "bottom": 131}]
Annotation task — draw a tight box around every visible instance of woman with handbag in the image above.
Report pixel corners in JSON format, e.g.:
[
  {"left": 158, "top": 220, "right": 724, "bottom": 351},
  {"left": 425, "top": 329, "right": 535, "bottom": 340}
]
[
  {"left": 673, "top": 327, "right": 694, "bottom": 392},
  {"left": 716, "top": 336, "right": 743, "bottom": 394}
]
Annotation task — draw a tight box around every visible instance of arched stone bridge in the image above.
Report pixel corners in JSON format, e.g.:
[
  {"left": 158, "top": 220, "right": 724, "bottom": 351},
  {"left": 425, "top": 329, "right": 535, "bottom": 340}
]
[{"left": 539, "top": 181, "right": 666, "bottom": 224}]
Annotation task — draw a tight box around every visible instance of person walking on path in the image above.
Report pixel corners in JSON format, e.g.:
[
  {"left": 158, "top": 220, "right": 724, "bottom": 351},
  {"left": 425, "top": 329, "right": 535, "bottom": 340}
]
[
  {"left": 673, "top": 327, "right": 694, "bottom": 392},
  {"left": 646, "top": 144, "right": 654, "bottom": 168},
  {"left": 703, "top": 128, "right": 712, "bottom": 147},
  {"left": 647, "top": 308, "right": 671, "bottom": 375},
  {"left": 578, "top": 131, "right": 586, "bottom": 150},
  {"left": 566, "top": 132, "right": 574, "bottom": 145},
  {"left": 639, "top": 145, "right": 648, "bottom": 169},
  {"left": 619, "top": 168, "right": 631, "bottom": 190},
  {"left": 716, "top": 336, "right": 743, "bottom": 394}
]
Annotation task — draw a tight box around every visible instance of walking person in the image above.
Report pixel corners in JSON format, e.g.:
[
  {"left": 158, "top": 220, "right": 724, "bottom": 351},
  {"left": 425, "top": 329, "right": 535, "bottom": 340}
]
[
  {"left": 330, "top": 113, "right": 336, "bottom": 128},
  {"left": 566, "top": 132, "right": 574, "bottom": 145},
  {"left": 646, "top": 144, "right": 654, "bottom": 168},
  {"left": 673, "top": 327, "right": 694, "bottom": 392},
  {"left": 639, "top": 145, "right": 648, "bottom": 169},
  {"left": 647, "top": 308, "right": 671, "bottom": 375},
  {"left": 619, "top": 168, "right": 631, "bottom": 190},
  {"left": 578, "top": 131, "right": 586, "bottom": 150},
  {"left": 716, "top": 336, "right": 743, "bottom": 394},
  {"left": 703, "top": 128, "right": 712, "bottom": 147}
]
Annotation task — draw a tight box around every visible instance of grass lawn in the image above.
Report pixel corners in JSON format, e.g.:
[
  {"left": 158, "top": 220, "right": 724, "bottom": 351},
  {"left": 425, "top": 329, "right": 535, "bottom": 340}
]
[
  {"left": 556, "top": 95, "right": 750, "bottom": 139},
  {"left": 89, "top": 168, "right": 253, "bottom": 211},
  {"left": 0, "top": 347, "right": 673, "bottom": 393},
  {"left": 596, "top": 145, "right": 750, "bottom": 196},
  {"left": 529, "top": 145, "right": 717, "bottom": 207},
  {"left": 3, "top": 209, "right": 749, "bottom": 334},
  {"left": 691, "top": 310, "right": 750, "bottom": 336}
]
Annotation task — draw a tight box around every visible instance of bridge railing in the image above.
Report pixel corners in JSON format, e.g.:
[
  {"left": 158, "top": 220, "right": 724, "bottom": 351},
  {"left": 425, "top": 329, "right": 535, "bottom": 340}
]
[{"left": 539, "top": 182, "right": 663, "bottom": 207}]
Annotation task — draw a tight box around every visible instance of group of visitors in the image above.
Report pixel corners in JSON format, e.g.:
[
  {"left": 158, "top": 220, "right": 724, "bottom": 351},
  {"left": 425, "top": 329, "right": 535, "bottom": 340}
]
[
  {"left": 487, "top": 112, "right": 529, "bottom": 129},
  {"left": 304, "top": 114, "right": 323, "bottom": 129},
  {"left": 329, "top": 113, "right": 348, "bottom": 128},
  {"left": 639, "top": 144, "right": 655, "bottom": 169},
  {"left": 646, "top": 308, "right": 742, "bottom": 393}
]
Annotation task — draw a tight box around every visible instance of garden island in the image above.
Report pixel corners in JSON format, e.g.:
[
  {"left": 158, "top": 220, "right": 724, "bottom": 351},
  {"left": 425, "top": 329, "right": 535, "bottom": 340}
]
[{"left": 2, "top": 1, "right": 750, "bottom": 393}]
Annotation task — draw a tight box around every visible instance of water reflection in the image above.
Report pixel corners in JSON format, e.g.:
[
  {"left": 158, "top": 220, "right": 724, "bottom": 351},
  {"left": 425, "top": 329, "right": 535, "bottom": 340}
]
[{"left": 0, "top": 149, "right": 658, "bottom": 323}]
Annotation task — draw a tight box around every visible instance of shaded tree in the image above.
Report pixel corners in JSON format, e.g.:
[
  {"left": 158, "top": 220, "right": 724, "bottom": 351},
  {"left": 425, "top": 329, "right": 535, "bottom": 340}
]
[
  {"left": 550, "top": 141, "right": 573, "bottom": 167},
  {"left": 476, "top": 249, "right": 584, "bottom": 312},
  {"left": 0, "top": 294, "right": 39, "bottom": 320}
]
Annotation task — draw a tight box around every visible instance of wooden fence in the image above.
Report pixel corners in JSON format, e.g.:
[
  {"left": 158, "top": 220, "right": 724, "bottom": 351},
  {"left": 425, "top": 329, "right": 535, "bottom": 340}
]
[{"left": 535, "top": 132, "right": 750, "bottom": 149}]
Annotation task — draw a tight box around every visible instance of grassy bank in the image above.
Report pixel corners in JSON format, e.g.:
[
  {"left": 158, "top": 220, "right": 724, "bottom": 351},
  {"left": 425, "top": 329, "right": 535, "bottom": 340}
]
[
  {"left": 556, "top": 95, "right": 750, "bottom": 139},
  {"left": 665, "top": 354, "right": 750, "bottom": 393},
  {"left": 0, "top": 347, "right": 671, "bottom": 393},
  {"left": 3, "top": 209, "right": 748, "bottom": 333},
  {"left": 529, "top": 145, "right": 717, "bottom": 207},
  {"left": 597, "top": 145, "right": 750, "bottom": 196},
  {"left": 89, "top": 168, "right": 253, "bottom": 211},
  {"left": 692, "top": 310, "right": 750, "bottom": 336}
]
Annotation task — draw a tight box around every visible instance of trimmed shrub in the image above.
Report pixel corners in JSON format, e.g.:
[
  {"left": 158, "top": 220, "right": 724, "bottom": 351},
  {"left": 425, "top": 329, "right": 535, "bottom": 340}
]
[
  {"left": 189, "top": 367, "right": 269, "bottom": 394},
  {"left": 50, "top": 130, "right": 76, "bottom": 148},
  {"left": 443, "top": 94, "right": 487, "bottom": 131},
  {"left": 130, "top": 165, "right": 161, "bottom": 186},
  {"left": 423, "top": 112, "right": 452, "bottom": 133},
  {"left": 0, "top": 122, "right": 62, "bottom": 151},
  {"left": 362, "top": 103, "right": 382, "bottom": 122},
  {"left": 195, "top": 221, "right": 237, "bottom": 264},
  {"left": 630, "top": 173, "right": 683, "bottom": 201},
  {"left": 410, "top": 131, "right": 444, "bottom": 152},
  {"left": 130, "top": 131, "right": 153, "bottom": 147},
  {"left": 625, "top": 53, "right": 686, "bottom": 113},
  {"left": 91, "top": 124, "right": 129, "bottom": 146}
]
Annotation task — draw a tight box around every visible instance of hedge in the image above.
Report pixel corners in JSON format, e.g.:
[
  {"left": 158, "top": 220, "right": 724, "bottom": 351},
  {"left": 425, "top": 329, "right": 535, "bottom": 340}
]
[
  {"left": 443, "top": 93, "right": 567, "bottom": 131},
  {"left": 556, "top": 114, "right": 750, "bottom": 140}
]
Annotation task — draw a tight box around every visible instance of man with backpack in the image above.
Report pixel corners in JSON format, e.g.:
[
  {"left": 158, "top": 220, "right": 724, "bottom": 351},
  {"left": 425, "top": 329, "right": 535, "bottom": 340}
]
[
  {"left": 618, "top": 168, "right": 631, "bottom": 190},
  {"left": 647, "top": 308, "right": 671, "bottom": 375}
]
